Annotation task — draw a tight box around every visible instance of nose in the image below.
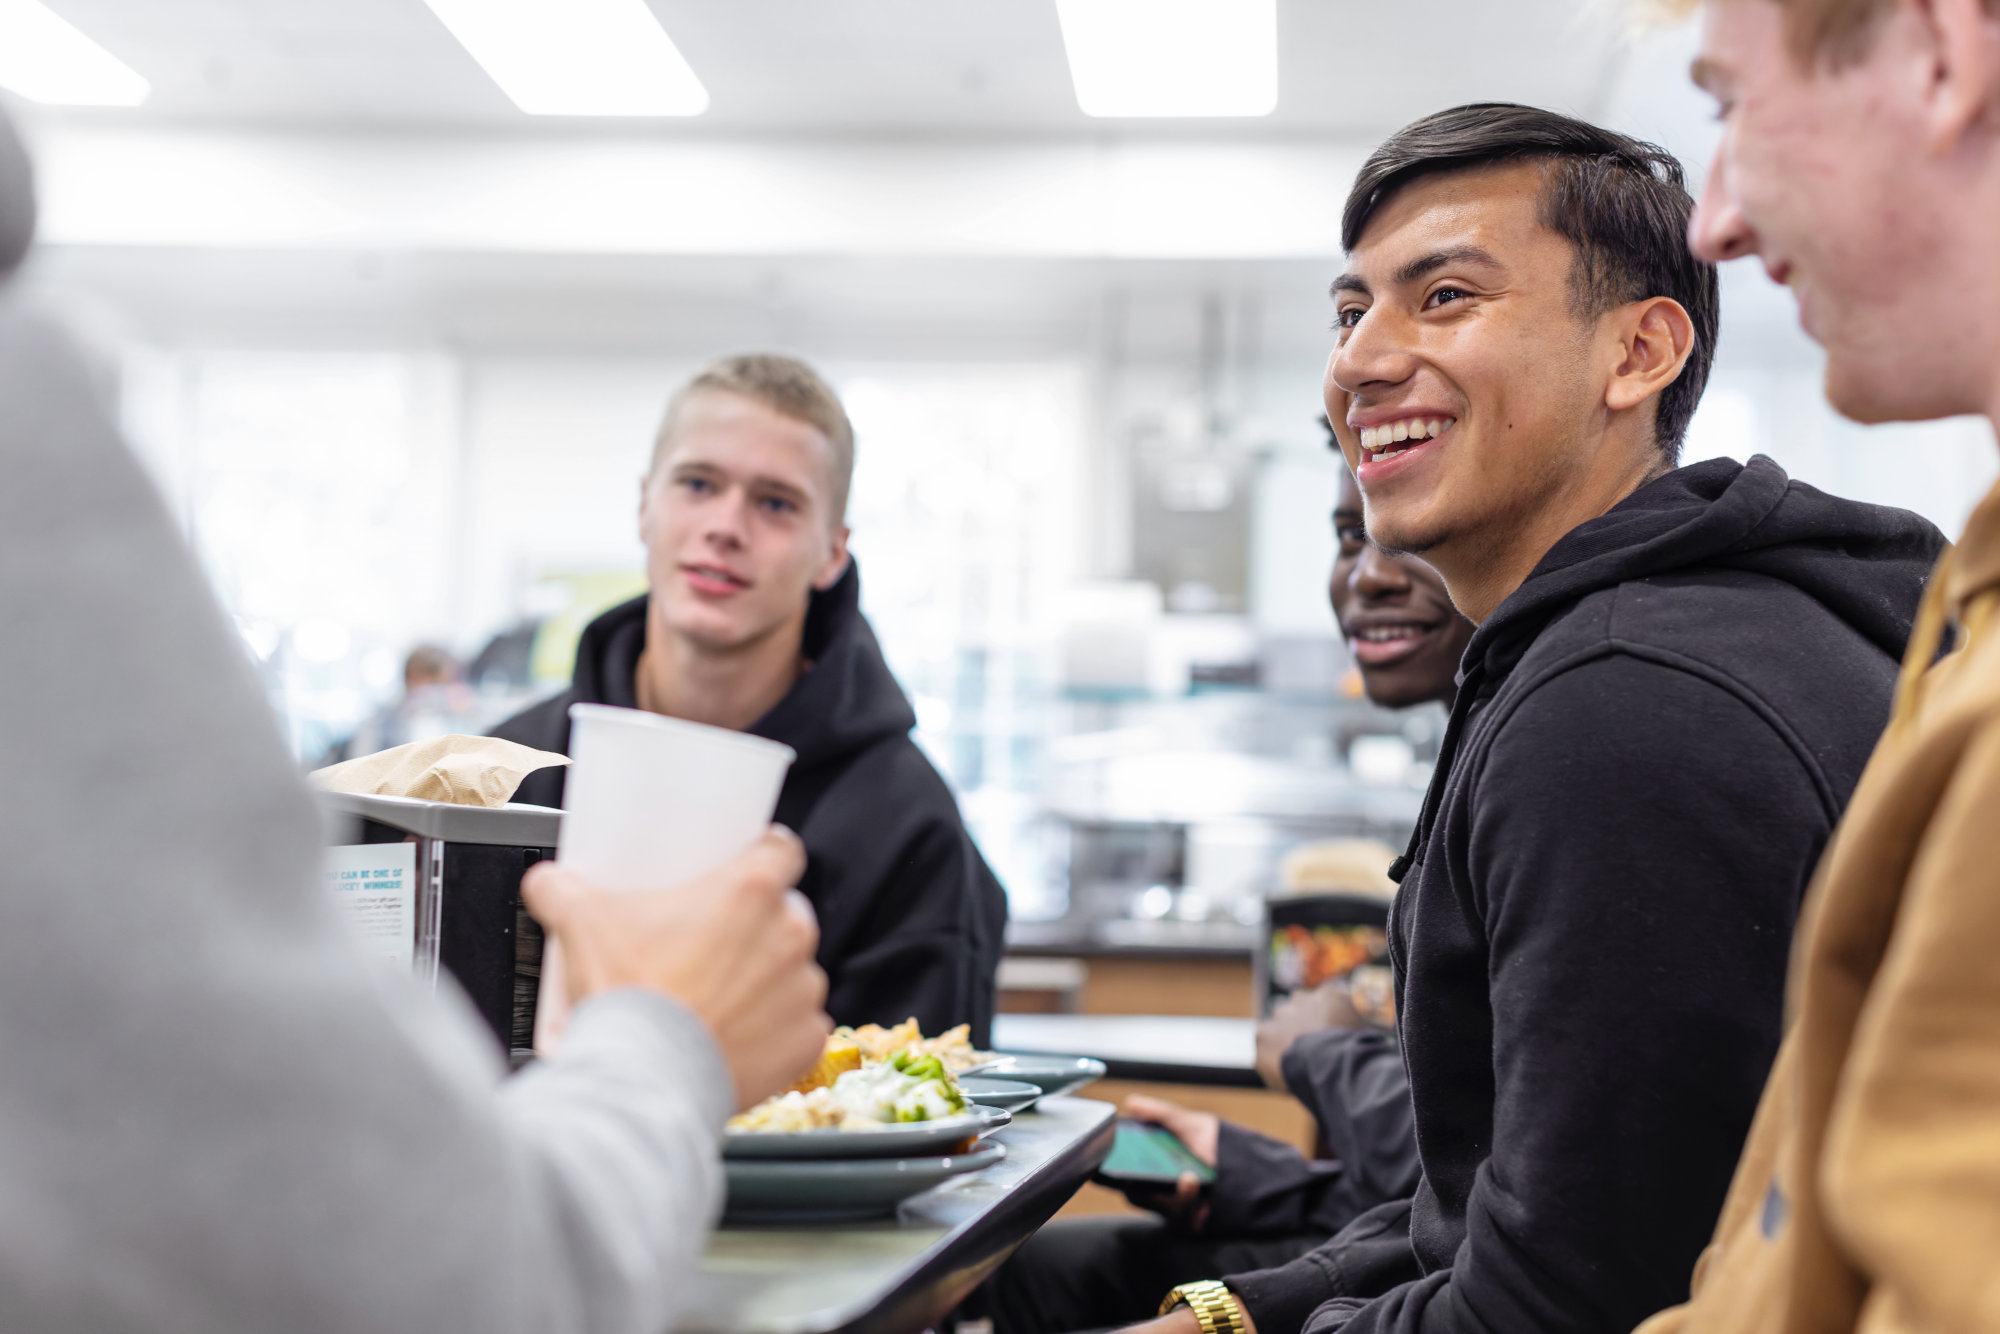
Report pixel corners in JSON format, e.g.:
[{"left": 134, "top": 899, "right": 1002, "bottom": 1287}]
[
  {"left": 1330, "top": 303, "right": 1418, "bottom": 403},
  {"left": 1351, "top": 542, "right": 1411, "bottom": 600},
  {"left": 1688, "top": 141, "right": 1758, "bottom": 264},
  {"left": 701, "top": 486, "right": 751, "bottom": 549}
]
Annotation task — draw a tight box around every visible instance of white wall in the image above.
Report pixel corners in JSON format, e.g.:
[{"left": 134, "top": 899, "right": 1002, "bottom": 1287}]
[{"left": 454, "top": 355, "right": 682, "bottom": 645}]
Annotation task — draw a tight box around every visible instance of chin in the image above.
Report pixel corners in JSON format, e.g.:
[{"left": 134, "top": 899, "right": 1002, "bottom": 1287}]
[
  {"left": 1364, "top": 517, "right": 1446, "bottom": 558},
  {"left": 1360, "top": 671, "right": 1430, "bottom": 710},
  {"left": 657, "top": 601, "right": 751, "bottom": 651},
  {"left": 1821, "top": 360, "right": 1964, "bottom": 427}
]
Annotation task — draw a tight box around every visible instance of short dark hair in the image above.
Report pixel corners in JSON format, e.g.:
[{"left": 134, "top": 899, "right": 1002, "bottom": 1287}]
[{"left": 1342, "top": 103, "right": 1719, "bottom": 459}]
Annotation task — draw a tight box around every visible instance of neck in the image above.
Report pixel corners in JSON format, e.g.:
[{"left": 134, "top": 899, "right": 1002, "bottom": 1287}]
[
  {"left": 635, "top": 599, "right": 807, "bottom": 732},
  {"left": 1434, "top": 443, "right": 1669, "bottom": 625}
]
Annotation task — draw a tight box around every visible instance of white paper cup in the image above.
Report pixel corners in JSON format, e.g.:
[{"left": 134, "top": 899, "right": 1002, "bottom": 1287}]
[
  {"left": 535, "top": 703, "right": 796, "bottom": 1050},
  {"left": 559, "top": 703, "right": 795, "bottom": 890}
]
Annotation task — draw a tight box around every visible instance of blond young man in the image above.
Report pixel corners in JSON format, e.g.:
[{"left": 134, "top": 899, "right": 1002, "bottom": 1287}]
[
  {"left": 496, "top": 355, "right": 1007, "bottom": 1044},
  {"left": 1632, "top": 0, "right": 2000, "bottom": 1330}
]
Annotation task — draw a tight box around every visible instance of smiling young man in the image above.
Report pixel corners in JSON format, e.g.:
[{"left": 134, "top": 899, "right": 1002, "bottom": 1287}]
[
  {"left": 1129, "top": 104, "right": 1944, "bottom": 1334},
  {"left": 1329, "top": 456, "right": 1475, "bottom": 709},
  {"left": 981, "top": 446, "right": 1458, "bottom": 1334},
  {"left": 495, "top": 354, "right": 1007, "bottom": 1044},
  {"left": 1628, "top": 1, "right": 2000, "bottom": 1330}
]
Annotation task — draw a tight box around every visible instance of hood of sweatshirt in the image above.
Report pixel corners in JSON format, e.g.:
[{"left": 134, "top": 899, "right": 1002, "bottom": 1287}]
[
  {"left": 1466, "top": 454, "right": 1944, "bottom": 689},
  {"left": 569, "top": 558, "right": 916, "bottom": 772},
  {"left": 1390, "top": 454, "right": 1944, "bottom": 884}
]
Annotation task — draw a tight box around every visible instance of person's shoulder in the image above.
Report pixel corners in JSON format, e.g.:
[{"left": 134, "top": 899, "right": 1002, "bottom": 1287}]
[
  {"left": 489, "top": 688, "right": 576, "bottom": 749},
  {"left": 1516, "top": 569, "right": 1900, "bottom": 724},
  {"left": 817, "top": 730, "right": 962, "bottom": 813},
  {"left": 1527, "top": 567, "right": 1856, "bottom": 658}
]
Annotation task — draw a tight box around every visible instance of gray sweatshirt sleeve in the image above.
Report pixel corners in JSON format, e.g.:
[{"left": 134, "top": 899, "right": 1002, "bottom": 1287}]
[{"left": 0, "top": 297, "right": 733, "bottom": 1334}]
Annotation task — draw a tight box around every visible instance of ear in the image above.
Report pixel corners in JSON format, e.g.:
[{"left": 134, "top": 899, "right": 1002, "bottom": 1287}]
[
  {"left": 813, "top": 526, "right": 852, "bottom": 592},
  {"left": 1914, "top": 0, "right": 2000, "bottom": 156},
  {"left": 637, "top": 471, "right": 656, "bottom": 537},
  {"left": 1604, "top": 296, "right": 1697, "bottom": 417}
]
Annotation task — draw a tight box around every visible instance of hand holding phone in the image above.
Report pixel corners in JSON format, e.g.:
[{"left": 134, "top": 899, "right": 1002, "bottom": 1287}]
[{"left": 1099, "top": 1118, "right": 1220, "bottom": 1185}]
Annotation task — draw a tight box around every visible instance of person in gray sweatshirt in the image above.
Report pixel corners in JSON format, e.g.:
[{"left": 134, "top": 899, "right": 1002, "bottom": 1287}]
[{"left": 0, "top": 108, "right": 830, "bottom": 1334}]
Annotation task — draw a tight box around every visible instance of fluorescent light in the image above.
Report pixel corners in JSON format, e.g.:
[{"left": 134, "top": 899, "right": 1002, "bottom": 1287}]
[
  {"left": 1055, "top": 0, "right": 1276, "bottom": 118},
  {"left": 0, "top": 0, "right": 149, "bottom": 107},
  {"left": 421, "top": 0, "right": 708, "bottom": 117}
]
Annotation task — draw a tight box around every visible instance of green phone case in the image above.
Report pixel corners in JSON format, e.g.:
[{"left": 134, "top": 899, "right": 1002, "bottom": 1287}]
[{"left": 1099, "top": 1120, "right": 1219, "bottom": 1184}]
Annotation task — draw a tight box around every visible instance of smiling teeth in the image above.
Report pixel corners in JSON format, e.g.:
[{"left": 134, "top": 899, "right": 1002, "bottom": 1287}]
[{"left": 1359, "top": 418, "right": 1454, "bottom": 454}]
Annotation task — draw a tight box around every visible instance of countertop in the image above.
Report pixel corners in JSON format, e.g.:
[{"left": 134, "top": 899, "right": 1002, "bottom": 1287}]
[
  {"left": 1006, "top": 917, "right": 1259, "bottom": 959},
  {"left": 677, "top": 1095, "right": 1116, "bottom": 1334},
  {"left": 992, "top": 1013, "right": 1261, "bottom": 1088}
]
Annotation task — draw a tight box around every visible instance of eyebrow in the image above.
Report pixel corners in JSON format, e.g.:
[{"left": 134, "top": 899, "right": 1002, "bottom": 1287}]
[
  {"left": 1689, "top": 56, "right": 1722, "bottom": 93},
  {"left": 1330, "top": 245, "right": 1504, "bottom": 300},
  {"left": 673, "top": 460, "right": 813, "bottom": 507}
]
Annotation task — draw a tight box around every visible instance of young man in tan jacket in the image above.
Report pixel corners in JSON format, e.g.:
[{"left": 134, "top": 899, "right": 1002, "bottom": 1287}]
[{"left": 1639, "top": 0, "right": 2000, "bottom": 1330}]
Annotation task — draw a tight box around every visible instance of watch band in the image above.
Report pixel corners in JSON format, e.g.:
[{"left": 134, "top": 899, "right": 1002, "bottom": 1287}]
[{"left": 1158, "top": 1280, "right": 1247, "bottom": 1334}]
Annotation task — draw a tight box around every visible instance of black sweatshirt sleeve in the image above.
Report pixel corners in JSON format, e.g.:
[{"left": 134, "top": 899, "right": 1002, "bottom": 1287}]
[
  {"left": 1207, "top": 1028, "right": 1417, "bottom": 1238},
  {"left": 1306, "top": 655, "right": 1818, "bottom": 1334},
  {"left": 1283, "top": 1028, "right": 1419, "bottom": 1214},
  {"left": 1207, "top": 1123, "right": 1347, "bottom": 1237},
  {"left": 1229, "top": 1199, "right": 1423, "bottom": 1334}
]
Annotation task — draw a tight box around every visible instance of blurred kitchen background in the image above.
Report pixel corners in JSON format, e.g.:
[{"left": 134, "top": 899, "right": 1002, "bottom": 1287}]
[{"left": 6, "top": 1, "right": 1994, "bottom": 992}]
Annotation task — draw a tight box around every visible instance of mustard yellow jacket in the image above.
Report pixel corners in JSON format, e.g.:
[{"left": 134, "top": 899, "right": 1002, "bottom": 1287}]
[{"left": 1640, "top": 481, "right": 2000, "bottom": 1333}]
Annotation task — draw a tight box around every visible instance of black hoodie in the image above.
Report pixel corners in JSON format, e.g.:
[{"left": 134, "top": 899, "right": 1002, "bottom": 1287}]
[
  {"left": 1222, "top": 456, "right": 1944, "bottom": 1334},
  {"left": 492, "top": 561, "right": 1008, "bottom": 1046}
]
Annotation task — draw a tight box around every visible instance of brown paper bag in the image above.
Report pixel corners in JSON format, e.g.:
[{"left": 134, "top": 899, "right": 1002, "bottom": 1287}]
[{"left": 310, "top": 734, "right": 569, "bottom": 808}]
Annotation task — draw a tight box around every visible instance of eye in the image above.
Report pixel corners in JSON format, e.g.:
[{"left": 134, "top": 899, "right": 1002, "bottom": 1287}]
[
  {"left": 1333, "top": 306, "right": 1366, "bottom": 331},
  {"left": 1424, "top": 286, "right": 1470, "bottom": 310},
  {"left": 1334, "top": 520, "right": 1368, "bottom": 554},
  {"left": 759, "top": 495, "right": 798, "bottom": 516},
  {"left": 677, "top": 474, "right": 715, "bottom": 495}
]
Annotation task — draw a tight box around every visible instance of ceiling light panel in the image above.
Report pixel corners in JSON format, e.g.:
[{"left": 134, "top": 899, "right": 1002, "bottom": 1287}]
[
  {"left": 0, "top": 0, "right": 149, "bottom": 107},
  {"left": 421, "top": 0, "right": 709, "bottom": 117},
  {"left": 1055, "top": 0, "right": 1277, "bottom": 118}
]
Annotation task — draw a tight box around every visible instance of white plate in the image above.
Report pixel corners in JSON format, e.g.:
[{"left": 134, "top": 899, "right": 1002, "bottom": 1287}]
[
  {"left": 967, "top": 1055, "right": 1108, "bottom": 1098},
  {"left": 958, "top": 1076, "right": 1045, "bottom": 1112},
  {"left": 723, "top": 1140, "right": 1007, "bottom": 1223},
  {"left": 723, "top": 1102, "right": 1011, "bottom": 1159}
]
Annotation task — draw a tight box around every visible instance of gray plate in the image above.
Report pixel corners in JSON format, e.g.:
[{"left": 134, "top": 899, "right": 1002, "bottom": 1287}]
[
  {"left": 723, "top": 1140, "right": 1008, "bottom": 1224},
  {"left": 958, "top": 1076, "right": 1044, "bottom": 1112},
  {"left": 723, "top": 1102, "right": 1010, "bottom": 1160},
  {"left": 964, "top": 1054, "right": 1108, "bottom": 1098}
]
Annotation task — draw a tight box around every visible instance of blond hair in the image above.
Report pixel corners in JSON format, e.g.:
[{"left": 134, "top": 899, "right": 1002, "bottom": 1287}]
[
  {"left": 651, "top": 353, "right": 856, "bottom": 524},
  {"left": 1641, "top": 0, "right": 1996, "bottom": 66}
]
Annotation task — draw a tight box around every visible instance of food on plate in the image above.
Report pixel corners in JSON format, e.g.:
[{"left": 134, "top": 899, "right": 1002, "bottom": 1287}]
[
  {"left": 842, "top": 1018, "right": 993, "bottom": 1073},
  {"left": 785, "top": 1033, "right": 863, "bottom": 1095},
  {"left": 730, "top": 1050, "right": 970, "bottom": 1133}
]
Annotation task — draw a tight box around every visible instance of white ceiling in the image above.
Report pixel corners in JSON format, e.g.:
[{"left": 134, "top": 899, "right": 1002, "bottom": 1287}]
[{"left": 45, "top": 0, "right": 1628, "bottom": 138}]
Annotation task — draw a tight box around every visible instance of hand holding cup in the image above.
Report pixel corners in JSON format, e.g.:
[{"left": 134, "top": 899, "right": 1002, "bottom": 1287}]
[{"left": 523, "top": 827, "right": 831, "bottom": 1111}]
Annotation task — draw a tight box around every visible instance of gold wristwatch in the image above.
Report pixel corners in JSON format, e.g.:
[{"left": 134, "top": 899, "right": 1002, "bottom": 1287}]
[{"left": 1158, "top": 1280, "right": 1247, "bottom": 1334}]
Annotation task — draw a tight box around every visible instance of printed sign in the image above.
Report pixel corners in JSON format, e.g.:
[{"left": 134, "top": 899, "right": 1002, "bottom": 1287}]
[{"left": 324, "top": 841, "right": 418, "bottom": 970}]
